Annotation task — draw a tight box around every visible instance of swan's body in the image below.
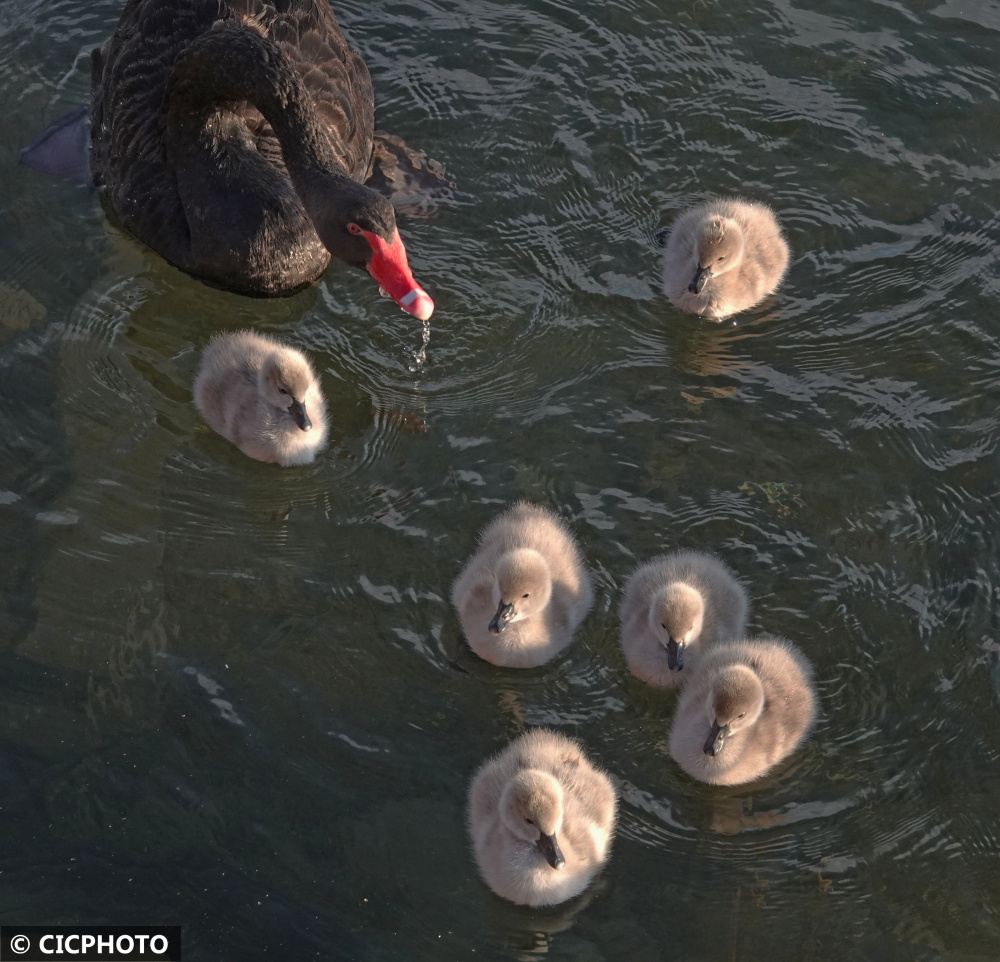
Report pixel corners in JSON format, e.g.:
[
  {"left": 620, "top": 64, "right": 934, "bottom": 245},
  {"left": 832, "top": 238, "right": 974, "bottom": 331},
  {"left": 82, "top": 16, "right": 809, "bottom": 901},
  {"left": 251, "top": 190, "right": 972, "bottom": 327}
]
[
  {"left": 88, "top": 0, "right": 432, "bottom": 317},
  {"left": 451, "top": 503, "right": 593, "bottom": 668},
  {"left": 668, "top": 636, "right": 817, "bottom": 786},
  {"left": 619, "top": 551, "right": 748, "bottom": 688},
  {"left": 661, "top": 198, "right": 789, "bottom": 319},
  {"left": 467, "top": 729, "right": 617, "bottom": 907},
  {"left": 193, "top": 330, "right": 328, "bottom": 465}
]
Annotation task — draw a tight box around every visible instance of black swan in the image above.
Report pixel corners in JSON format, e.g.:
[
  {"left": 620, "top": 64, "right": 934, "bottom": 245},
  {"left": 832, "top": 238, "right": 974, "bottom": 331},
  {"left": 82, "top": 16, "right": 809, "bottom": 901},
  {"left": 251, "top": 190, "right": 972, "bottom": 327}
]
[{"left": 27, "top": 0, "right": 434, "bottom": 317}]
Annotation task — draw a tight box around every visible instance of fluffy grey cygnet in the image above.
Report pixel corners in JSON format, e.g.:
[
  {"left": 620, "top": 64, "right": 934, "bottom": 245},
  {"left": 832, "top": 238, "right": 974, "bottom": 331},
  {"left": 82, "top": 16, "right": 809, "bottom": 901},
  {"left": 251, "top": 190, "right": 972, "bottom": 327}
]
[
  {"left": 668, "top": 635, "right": 817, "bottom": 786},
  {"left": 451, "top": 503, "right": 593, "bottom": 668},
  {"left": 660, "top": 197, "right": 790, "bottom": 319},
  {"left": 619, "top": 550, "right": 749, "bottom": 688},
  {"left": 467, "top": 729, "right": 617, "bottom": 907},
  {"left": 193, "top": 330, "right": 329, "bottom": 466}
]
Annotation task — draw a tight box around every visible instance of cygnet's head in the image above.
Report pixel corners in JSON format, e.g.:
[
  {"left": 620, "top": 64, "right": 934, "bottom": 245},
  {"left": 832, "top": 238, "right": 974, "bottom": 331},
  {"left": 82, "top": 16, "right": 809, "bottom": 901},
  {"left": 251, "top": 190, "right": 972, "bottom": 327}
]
[
  {"left": 649, "top": 582, "right": 705, "bottom": 672},
  {"left": 489, "top": 549, "right": 553, "bottom": 635},
  {"left": 259, "top": 351, "right": 316, "bottom": 432},
  {"left": 689, "top": 216, "right": 745, "bottom": 294},
  {"left": 703, "top": 664, "right": 765, "bottom": 757},
  {"left": 499, "top": 769, "right": 566, "bottom": 869}
]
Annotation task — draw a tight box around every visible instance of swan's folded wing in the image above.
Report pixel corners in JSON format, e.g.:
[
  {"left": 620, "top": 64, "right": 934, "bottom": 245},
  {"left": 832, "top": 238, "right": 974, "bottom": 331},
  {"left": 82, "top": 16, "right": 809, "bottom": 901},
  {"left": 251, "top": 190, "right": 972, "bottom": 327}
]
[
  {"left": 90, "top": 0, "right": 220, "bottom": 260},
  {"left": 261, "top": 0, "right": 374, "bottom": 182},
  {"left": 366, "top": 130, "right": 456, "bottom": 219}
]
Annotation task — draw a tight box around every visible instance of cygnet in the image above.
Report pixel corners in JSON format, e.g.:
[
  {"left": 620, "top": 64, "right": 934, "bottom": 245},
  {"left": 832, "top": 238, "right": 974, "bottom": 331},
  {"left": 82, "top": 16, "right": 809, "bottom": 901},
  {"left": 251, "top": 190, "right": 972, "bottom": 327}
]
[
  {"left": 660, "top": 197, "right": 790, "bottom": 319},
  {"left": 668, "top": 635, "right": 817, "bottom": 786},
  {"left": 467, "top": 729, "right": 617, "bottom": 906},
  {"left": 451, "top": 503, "right": 593, "bottom": 668},
  {"left": 619, "top": 550, "right": 748, "bottom": 688},
  {"left": 193, "top": 330, "right": 328, "bottom": 466}
]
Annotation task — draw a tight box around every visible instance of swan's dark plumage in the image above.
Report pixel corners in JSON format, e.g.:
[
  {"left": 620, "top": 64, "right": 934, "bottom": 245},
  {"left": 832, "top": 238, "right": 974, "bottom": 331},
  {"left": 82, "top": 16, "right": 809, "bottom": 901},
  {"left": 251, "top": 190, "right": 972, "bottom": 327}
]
[{"left": 89, "top": 0, "right": 433, "bottom": 311}]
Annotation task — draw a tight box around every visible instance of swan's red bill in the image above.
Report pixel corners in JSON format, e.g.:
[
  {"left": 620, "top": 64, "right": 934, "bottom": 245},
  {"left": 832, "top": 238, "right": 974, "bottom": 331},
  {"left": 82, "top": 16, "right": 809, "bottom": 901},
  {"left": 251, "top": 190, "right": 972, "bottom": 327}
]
[{"left": 362, "top": 228, "right": 434, "bottom": 321}]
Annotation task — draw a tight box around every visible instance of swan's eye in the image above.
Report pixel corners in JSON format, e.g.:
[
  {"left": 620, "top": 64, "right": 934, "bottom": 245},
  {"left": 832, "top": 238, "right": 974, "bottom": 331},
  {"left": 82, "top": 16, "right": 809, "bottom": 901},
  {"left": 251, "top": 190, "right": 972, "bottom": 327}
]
[
  {"left": 525, "top": 818, "right": 534, "bottom": 825},
  {"left": 522, "top": 593, "right": 530, "bottom": 599},
  {"left": 737, "top": 712, "right": 746, "bottom": 719},
  {"left": 718, "top": 256, "right": 726, "bottom": 262},
  {"left": 347, "top": 222, "right": 362, "bottom": 235},
  {"left": 279, "top": 388, "right": 288, "bottom": 395}
]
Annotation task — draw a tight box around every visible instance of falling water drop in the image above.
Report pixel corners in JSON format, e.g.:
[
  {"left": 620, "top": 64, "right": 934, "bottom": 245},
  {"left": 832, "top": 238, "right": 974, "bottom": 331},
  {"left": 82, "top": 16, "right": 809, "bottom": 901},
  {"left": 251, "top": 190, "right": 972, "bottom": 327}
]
[{"left": 407, "top": 318, "right": 431, "bottom": 372}]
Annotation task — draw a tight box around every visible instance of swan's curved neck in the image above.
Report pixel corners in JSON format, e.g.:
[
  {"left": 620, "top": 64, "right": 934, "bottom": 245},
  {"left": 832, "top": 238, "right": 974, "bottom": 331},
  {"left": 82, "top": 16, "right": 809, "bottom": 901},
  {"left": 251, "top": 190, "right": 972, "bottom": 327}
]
[{"left": 166, "top": 22, "right": 348, "bottom": 191}]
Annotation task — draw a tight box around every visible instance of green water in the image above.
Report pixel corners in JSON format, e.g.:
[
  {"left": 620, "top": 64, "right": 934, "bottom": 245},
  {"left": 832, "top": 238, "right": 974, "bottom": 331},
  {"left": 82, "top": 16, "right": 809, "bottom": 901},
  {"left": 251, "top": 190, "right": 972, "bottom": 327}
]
[{"left": 2, "top": 0, "right": 999, "bottom": 958}]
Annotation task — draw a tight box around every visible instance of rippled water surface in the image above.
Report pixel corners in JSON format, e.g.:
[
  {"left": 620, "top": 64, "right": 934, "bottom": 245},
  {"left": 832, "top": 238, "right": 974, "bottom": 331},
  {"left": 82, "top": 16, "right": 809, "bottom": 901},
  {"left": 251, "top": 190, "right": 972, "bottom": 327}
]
[{"left": 2, "top": 0, "right": 1000, "bottom": 958}]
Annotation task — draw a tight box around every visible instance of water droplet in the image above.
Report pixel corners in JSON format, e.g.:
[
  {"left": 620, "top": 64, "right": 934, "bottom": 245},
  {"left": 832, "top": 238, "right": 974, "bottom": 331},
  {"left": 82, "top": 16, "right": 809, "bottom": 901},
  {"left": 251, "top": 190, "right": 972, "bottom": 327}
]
[{"left": 407, "top": 319, "right": 432, "bottom": 373}]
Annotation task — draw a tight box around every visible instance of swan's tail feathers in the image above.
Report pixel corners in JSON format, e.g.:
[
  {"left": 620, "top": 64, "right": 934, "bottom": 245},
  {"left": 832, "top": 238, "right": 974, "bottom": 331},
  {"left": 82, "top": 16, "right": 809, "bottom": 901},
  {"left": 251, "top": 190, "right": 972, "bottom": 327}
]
[
  {"left": 19, "top": 104, "right": 93, "bottom": 186},
  {"left": 367, "top": 129, "right": 456, "bottom": 220}
]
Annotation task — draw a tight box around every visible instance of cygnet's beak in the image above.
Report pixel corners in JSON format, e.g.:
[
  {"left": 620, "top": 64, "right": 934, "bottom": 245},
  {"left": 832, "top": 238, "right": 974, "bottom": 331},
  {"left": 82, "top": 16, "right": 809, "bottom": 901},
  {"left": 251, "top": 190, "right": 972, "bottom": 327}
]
[
  {"left": 666, "top": 637, "right": 684, "bottom": 672},
  {"left": 536, "top": 832, "right": 565, "bottom": 870},
  {"left": 488, "top": 600, "right": 514, "bottom": 636},
  {"left": 288, "top": 399, "right": 312, "bottom": 432},
  {"left": 704, "top": 719, "right": 730, "bottom": 757},
  {"left": 689, "top": 266, "right": 712, "bottom": 294}
]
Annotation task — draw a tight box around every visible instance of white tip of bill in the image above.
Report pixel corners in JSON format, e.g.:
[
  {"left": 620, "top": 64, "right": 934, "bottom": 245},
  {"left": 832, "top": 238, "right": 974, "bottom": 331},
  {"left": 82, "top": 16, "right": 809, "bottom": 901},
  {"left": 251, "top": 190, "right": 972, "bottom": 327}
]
[{"left": 400, "top": 287, "right": 435, "bottom": 321}]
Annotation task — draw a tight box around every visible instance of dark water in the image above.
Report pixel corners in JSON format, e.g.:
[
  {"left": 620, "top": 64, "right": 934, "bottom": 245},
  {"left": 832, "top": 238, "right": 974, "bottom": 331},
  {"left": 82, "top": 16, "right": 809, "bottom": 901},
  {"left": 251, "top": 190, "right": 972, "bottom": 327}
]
[{"left": 2, "top": 0, "right": 1000, "bottom": 958}]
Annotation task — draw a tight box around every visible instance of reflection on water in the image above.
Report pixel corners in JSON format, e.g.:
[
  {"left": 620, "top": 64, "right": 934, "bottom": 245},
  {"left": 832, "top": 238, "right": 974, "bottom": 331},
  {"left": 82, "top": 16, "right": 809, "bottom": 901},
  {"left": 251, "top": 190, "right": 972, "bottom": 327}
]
[{"left": 2, "top": 0, "right": 1000, "bottom": 958}]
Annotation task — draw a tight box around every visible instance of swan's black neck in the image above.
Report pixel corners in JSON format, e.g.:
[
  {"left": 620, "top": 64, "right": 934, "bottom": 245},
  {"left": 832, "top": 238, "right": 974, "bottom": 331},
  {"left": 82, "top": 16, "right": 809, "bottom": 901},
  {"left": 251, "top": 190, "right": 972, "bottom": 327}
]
[{"left": 166, "top": 22, "right": 350, "bottom": 194}]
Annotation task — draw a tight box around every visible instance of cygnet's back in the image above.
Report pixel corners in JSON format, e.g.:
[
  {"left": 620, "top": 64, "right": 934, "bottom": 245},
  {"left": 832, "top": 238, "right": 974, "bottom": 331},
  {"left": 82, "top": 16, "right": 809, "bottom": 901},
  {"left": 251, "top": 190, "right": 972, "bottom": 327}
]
[
  {"left": 668, "top": 635, "right": 817, "bottom": 786},
  {"left": 661, "top": 197, "right": 789, "bottom": 319},
  {"left": 451, "top": 502, "right": 593, "bottom": 668},
  {"left": 467, "top": 729, "right": 617, "bottom": 906},
  {"left": 619, "top": 550, "right": 748, "bottom": 688},
  {"left": 193, "top": 330, "right": 329, "bottom": 467}
]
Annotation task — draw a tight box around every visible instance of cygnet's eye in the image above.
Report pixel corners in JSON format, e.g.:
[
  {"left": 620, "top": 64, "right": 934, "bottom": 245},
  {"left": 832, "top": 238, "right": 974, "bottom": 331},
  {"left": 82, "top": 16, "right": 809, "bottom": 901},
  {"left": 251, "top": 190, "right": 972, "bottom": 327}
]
[
  {"left": 718, "top": 255, "right": 726, "bottom": 262},
  {"left": 279, "top": 388, "right": 289, "bottom": 395},
  {"left": 524, "top": 818, "right": 534, "bottom": 825},
  {"left": 522, "top": 593, "right": 530, "bottom": 599},
  {"left": 347, "top": 222, "right": 362, "bottom": 235},
  {"left": 737, "top": 712, "right": 746, "bottom": 719}
]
